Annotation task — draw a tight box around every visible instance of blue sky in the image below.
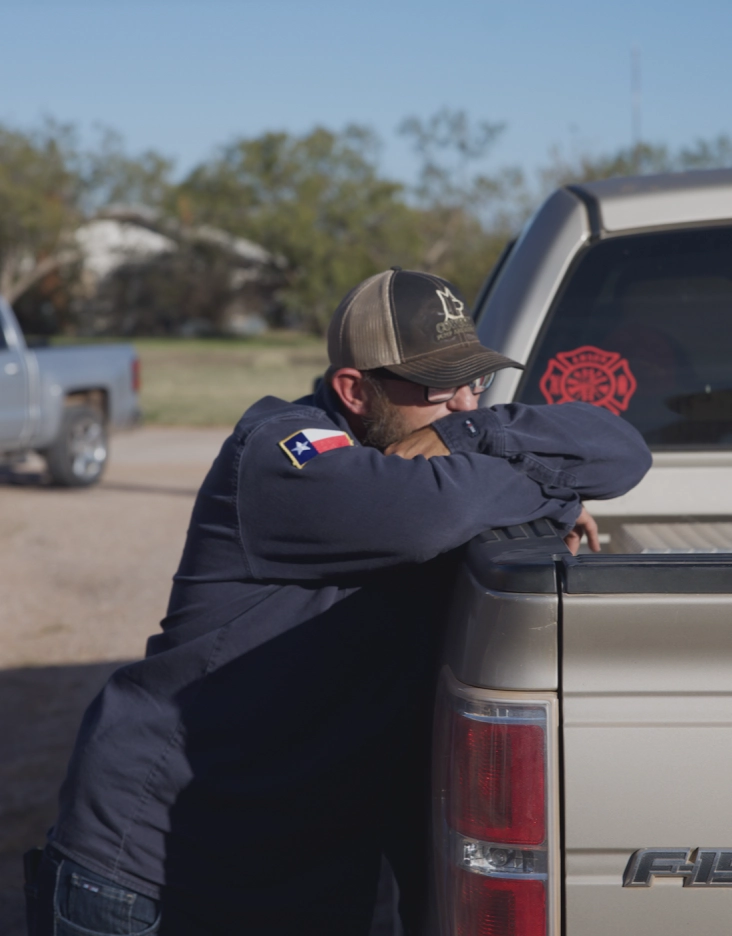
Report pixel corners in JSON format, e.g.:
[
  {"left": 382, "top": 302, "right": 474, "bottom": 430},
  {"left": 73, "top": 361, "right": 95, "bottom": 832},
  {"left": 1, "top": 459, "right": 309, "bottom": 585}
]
[{"left": 2, "top": 0, "right": 730, "bottom": 186}]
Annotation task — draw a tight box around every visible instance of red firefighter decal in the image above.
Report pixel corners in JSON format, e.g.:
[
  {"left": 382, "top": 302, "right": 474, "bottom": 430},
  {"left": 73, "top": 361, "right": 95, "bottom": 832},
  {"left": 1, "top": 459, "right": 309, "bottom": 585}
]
[{"left": 539, "top": 345, "right": 637, "bottom": 415}]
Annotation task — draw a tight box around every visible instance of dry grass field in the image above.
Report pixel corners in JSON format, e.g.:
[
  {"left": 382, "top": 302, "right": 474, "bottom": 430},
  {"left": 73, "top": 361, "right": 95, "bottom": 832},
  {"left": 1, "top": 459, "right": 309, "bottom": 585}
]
[{"left": 135, "top": 334, "right": 329, "bottom": 426}]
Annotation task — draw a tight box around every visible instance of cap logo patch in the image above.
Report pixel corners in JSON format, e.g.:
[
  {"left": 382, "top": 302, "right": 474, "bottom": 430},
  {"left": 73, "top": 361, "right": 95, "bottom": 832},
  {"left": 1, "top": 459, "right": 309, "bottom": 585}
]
[
  {"left": 279, "top": 428, "right": 353, "bottom": 468},
  {"left": 435, "top": 287, "right": 473, "bottom": 341}
]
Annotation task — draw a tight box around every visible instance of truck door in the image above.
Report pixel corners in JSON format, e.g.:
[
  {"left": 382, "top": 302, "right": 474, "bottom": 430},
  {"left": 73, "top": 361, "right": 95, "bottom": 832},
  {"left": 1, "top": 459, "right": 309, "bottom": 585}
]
[{"left": 0, "top": 321, "right": 29, "bottom": 449}]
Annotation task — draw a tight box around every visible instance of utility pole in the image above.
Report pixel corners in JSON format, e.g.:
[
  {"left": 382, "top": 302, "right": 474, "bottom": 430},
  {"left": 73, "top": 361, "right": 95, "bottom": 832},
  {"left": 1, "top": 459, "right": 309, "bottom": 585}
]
[{"left": 631, "top": 44, "right": 642, "bottom": 150}]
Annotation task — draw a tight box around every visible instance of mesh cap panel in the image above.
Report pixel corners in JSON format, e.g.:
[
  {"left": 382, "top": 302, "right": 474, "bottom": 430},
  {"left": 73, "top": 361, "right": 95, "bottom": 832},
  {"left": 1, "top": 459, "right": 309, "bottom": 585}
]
[{"left": 328, "top": 271, "right": 400, "bottom": 369}]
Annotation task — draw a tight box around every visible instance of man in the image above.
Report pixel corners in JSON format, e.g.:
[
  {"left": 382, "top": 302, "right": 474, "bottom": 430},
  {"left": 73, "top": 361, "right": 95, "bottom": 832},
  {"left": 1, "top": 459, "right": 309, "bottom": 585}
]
[{"left": 28, "top": 269, "right": 650, "bottom": 936}]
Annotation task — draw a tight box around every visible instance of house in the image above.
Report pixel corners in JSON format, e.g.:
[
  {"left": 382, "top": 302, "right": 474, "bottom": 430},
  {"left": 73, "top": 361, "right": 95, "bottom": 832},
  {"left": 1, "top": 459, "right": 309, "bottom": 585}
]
[{"left": 72, "top": 207, "right": 287, "bottom": 335}]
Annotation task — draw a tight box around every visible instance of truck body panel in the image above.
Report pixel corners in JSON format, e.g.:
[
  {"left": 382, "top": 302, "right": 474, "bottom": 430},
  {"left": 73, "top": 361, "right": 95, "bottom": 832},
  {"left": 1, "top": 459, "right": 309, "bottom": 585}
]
[
  {"left": 577, "top": 168, "right": 732, "bottom": 232},
  {"left": 0, "top": 341, "right": 30, "bottom": 448},
  {"left": 436, "top": 522, "right": 732, "bottom": 936},
  {"left": 562, "top": 585, "right": 732, "bottom": 936},
  {"left": 440, "top": 168, "right": 732, "bottom": 934}
]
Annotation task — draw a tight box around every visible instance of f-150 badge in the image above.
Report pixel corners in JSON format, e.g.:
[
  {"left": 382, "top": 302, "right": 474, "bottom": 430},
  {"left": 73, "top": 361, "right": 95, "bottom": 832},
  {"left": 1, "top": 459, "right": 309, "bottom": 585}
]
[
  {"left": 539, "top": 345, "right": 637, "bottom": 414},
  {"left": 624, "top": 848, "right": 732, "bottom": 887}
]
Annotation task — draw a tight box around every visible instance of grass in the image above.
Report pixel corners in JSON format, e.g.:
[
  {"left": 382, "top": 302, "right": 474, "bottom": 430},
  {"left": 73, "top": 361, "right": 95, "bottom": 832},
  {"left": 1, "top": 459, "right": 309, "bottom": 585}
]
[{"left": 52, "top": 333, "right": 329, "bottom": 427}]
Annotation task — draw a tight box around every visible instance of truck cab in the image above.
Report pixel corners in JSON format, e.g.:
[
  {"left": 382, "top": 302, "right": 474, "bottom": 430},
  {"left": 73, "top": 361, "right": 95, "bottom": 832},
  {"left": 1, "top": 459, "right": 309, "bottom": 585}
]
[{"left": 474, "top": 168, "right": 732, "bottom": 540}]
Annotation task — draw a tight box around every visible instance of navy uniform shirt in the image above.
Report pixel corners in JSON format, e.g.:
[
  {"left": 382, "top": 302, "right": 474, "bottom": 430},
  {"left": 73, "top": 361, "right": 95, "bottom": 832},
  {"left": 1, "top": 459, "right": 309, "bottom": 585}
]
[{"left": 49, "top": 383, "right": 651, "bottom": 900}]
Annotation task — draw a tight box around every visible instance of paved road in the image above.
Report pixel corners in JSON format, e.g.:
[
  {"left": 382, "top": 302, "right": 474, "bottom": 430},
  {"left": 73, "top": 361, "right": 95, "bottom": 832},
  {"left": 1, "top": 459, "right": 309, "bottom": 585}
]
[{"left": 0, "top": 426, "right": 228, "bottom": 933}]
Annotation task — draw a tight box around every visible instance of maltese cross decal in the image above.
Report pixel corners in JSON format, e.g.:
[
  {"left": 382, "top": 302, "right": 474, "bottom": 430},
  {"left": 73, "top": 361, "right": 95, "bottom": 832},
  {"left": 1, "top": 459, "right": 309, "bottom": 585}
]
[{"left": 539, "top": 345, "right": 637, "bottom": 415}]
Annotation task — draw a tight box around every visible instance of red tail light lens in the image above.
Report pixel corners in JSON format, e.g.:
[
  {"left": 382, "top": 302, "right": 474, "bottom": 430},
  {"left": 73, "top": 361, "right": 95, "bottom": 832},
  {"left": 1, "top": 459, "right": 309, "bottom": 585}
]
[
  {"left": 434, "top": 676, "right": 554, "bottom": 936},
  {"left": 453, "top": 870, "right": 546, "bottom": 936},
  {"left": 448, "top": 714, "right": 545, "bottom": 845},
  {"left": 131, "top": 358, "right": 141, "bottom": 393}
]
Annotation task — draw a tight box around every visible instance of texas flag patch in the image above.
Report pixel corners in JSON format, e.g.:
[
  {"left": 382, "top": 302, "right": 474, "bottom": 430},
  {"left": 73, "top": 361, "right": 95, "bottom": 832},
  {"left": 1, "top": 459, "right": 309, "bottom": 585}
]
[{"left": 279, "top": 427, "right": 353, "bottom": 468}]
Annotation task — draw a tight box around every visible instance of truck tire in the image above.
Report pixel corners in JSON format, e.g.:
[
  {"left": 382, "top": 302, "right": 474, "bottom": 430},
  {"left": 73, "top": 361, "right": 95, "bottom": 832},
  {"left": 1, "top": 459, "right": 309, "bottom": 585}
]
[{"left": 44, "top": 405, "right": 108, "bottom": 487}]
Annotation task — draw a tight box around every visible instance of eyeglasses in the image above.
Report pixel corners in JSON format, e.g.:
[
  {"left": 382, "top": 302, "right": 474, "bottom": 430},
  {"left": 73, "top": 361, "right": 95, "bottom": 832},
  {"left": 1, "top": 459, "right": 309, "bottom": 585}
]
[{"left": 373, "top": 369, "right": 496, "bottom": 403}]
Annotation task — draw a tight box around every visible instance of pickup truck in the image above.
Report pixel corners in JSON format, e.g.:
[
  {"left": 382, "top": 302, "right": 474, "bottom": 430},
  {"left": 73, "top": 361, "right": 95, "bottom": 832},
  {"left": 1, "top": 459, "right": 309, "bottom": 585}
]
[
  {"left": 430, "top": 169, "right": 732, "bottom": 936},
  {"left": 0, "top": 297, "right": 141, "bottom": 486}
]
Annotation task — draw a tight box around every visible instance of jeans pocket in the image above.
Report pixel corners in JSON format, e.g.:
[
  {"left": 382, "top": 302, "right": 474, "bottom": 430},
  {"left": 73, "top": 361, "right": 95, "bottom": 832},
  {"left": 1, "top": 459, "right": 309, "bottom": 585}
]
[{"left": 56, "top": 871, "right": 160, "bottom": 936}]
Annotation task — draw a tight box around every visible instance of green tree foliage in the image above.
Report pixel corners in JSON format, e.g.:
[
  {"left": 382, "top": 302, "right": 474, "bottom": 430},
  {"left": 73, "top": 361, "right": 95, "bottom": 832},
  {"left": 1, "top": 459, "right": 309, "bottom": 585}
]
[
  {"left": 3, "top": 114, "right": 732, "bottom": 336},
  {"left": 540, "top": 134, "right": 732, "bottom": 189},
  {"left": 80, "top": 127, "right": 175, "bottom": 212},
  {"left": 0, "top": 121, "right": 175, "bottom": 314},
  {"left": 398, "top": 108, "right": 520, "bottom": 304},
  {"left": 0, "top": 121, "right": 82, "bottom": 303},
  {"left": 177, "top": 126, "right": 424, "bottom": 331}
]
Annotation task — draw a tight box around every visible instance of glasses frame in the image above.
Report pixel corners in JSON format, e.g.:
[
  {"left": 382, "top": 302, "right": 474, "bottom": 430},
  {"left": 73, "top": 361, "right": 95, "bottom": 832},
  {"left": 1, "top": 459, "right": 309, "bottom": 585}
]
[{"left": 371, "top": 369, "right": 496, "bottom": 403}]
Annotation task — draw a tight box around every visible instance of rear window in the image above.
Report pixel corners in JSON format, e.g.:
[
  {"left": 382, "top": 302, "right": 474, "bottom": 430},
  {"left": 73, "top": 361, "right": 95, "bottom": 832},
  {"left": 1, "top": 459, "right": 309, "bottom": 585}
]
[{"left": 516, "top": 226, "right": 732, "bottom": 449}]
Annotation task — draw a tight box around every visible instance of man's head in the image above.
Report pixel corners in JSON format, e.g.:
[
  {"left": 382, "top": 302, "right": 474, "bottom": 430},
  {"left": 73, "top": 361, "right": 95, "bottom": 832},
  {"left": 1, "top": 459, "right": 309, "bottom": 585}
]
[{"left": 326, "top": 268, "right": 522, "bottom": 448}]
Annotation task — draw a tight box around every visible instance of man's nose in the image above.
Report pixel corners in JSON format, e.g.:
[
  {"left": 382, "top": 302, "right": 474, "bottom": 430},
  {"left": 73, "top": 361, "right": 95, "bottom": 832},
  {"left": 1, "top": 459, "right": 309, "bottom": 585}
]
[{"left": 446, "top": 385, "right": 479, "bottom": 412}]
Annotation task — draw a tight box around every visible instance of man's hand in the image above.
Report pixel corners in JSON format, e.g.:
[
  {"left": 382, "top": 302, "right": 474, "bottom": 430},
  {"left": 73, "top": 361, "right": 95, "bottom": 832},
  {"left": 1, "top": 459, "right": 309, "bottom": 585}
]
[
  {"left": 563, "top": 505, "right": 601, "bottom": 555},
  {"left": 385, "top": 426, "right": 450, "bottom": 460}
]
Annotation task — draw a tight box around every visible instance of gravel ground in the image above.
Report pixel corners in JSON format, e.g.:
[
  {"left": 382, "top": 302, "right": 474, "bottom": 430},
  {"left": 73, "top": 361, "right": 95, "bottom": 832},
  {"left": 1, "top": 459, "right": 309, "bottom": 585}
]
[{"left": 0, "top": 426, "right": 227, "bottom": 934}]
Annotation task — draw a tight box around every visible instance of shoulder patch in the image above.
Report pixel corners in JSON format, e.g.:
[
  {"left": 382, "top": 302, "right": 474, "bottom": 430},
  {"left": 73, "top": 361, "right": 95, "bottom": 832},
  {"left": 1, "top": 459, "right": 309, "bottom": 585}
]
[{"left": 279, "top": 428, "right": 354, "bottom": 468}]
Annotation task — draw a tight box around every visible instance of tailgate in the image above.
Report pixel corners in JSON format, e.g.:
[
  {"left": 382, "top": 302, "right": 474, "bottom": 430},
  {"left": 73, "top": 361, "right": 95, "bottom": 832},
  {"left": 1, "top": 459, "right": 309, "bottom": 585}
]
[{"left": 561, "top": 549, "right": 732, "bottom": 935}]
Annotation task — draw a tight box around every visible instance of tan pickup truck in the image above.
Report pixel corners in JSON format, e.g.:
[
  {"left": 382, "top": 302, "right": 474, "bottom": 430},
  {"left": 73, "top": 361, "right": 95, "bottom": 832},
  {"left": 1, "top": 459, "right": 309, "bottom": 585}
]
[{"left": 431, "top": 169, "right": 732, "bottom": 936}]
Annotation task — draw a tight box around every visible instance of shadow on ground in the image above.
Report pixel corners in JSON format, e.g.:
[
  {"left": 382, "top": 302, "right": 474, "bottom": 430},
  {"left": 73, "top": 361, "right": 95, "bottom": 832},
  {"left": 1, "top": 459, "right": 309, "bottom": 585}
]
[
  {"left": 0, "top": 467, "right": 49, "bottom": 488},
  {"left": 101, "top": 482, "right": 200, "bottom": 498},
  {"left": 0, "top": 467, "right": 198, "bottom": 498},
  {"left": 0, "top": 661, "right": 130, "bottom": 936}
]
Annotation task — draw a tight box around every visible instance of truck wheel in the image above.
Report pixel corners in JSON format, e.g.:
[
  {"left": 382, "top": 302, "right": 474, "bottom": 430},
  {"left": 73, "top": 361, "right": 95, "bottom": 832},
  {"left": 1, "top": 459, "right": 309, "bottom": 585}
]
[{"left": 44, "top": 405, "right": 108, "bottom": 487}]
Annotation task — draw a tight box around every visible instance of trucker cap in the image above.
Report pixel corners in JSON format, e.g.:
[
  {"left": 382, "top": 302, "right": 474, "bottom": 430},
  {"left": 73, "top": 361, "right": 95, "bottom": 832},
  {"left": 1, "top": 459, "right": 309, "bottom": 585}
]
[{"left": 327, "top": 268, "right": 522, "bottom": 389}]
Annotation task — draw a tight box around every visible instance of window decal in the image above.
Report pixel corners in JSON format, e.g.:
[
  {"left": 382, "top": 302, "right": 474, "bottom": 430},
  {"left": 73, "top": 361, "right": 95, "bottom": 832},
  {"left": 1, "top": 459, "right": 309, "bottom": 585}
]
[{"left": 539, "top": 345, "right": 637, "bottom": 415}]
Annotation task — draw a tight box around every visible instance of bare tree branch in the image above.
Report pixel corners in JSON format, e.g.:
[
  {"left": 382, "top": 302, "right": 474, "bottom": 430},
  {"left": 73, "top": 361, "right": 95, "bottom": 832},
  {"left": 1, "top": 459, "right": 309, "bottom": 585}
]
[{"left": 3, "top": 248, "right": 79, "bottom": 304}]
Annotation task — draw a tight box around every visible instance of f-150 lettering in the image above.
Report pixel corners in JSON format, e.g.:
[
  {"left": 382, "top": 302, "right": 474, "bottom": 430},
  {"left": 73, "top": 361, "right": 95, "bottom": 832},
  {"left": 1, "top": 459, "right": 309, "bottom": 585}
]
[{"left": 624, "top": 848, "right": 732, "bottom": 887}]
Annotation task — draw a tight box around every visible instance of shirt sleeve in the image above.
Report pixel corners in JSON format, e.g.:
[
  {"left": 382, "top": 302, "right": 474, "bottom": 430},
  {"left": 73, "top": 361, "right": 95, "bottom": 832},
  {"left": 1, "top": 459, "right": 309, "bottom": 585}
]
[
  {"left": 237, "top": 412, "right": 586, "bottom": 581},
  {"left": 431, "top": 401, "right": 652, "bottom": 501}
]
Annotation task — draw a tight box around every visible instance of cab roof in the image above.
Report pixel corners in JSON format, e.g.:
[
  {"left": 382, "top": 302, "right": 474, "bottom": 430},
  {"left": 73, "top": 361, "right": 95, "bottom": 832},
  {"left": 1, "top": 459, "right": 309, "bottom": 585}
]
[{"left": 569, "top": 168, "right": 732, "bottom": 233}]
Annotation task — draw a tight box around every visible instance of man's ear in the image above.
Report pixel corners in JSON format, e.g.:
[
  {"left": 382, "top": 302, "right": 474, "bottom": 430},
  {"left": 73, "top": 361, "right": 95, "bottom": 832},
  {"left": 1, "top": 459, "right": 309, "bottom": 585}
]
[{"left": 330, "top": 368, "right": 370, "bottom": 416}]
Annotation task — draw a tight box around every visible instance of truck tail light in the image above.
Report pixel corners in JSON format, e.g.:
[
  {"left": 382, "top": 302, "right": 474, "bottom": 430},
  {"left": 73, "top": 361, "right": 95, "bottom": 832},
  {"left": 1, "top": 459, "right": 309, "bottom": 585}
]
[
  {"left": 131, "top": 358, "right": 141, "bottom": 394},
  {"left": 447, "top": 715, "right": 545, "bottom": 845},
  {"left": 434, "top": 671, "right": 555, "bottom": 936},
  {"left": 453, "top": 872, "right": 546, "bottom": 936}
]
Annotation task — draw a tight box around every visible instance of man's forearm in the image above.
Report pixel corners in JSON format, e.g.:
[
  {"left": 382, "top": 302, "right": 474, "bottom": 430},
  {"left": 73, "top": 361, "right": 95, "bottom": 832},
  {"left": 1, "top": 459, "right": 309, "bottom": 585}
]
[{"left": 431, "top": 401, "right": 652, "bottom": 501}]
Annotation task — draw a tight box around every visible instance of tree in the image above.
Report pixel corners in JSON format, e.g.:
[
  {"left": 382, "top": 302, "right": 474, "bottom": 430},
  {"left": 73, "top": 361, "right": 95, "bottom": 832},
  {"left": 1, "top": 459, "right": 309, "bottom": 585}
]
[
  {"left": 79, "top": 126, "right": 175, "bottom": 212},
  {"left": 0, "top": 121, "right": 82, "bottom": 304},
  {"left": 399, "top": 108, "right": 521, "bottom": 303},
  {"left": 0, "top": 121, "right": 175, "bottom": 312},
  {"left": 399, "top": 108, "right": 506, "bottom": 210},
  {"left": 538, "top": 135, "right": 732, "bottom": 191},
  {"left": 177, "top": 126, "right": 425, "bottom": 331}
]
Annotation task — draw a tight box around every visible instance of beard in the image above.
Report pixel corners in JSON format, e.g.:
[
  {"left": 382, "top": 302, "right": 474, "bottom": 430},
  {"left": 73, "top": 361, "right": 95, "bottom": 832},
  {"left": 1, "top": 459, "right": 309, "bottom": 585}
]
[{"left": 361, "top": 378, "right": 412, "bottom": 450}]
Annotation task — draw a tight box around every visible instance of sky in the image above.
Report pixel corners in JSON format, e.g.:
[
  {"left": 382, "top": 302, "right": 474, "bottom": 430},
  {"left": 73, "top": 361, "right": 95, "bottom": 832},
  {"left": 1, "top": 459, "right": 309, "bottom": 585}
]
[{"left": 2, "top": 0, "right": 731, "bottom": 188}]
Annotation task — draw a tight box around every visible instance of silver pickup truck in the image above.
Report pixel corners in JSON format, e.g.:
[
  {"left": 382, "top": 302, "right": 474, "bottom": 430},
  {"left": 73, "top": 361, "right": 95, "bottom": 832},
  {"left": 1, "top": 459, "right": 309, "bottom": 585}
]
[
  {"left": 431, "top": 169, "right": 732, "bottom": 936},
  {"left": 0, "top": 298, "right": 140, "bottom": 486}
]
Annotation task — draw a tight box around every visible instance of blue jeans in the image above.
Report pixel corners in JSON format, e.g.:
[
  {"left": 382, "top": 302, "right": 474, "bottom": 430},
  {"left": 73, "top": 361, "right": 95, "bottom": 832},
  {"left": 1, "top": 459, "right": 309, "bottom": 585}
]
[{"left": 28, "top": 847, "right": 160, "bottom": 936}]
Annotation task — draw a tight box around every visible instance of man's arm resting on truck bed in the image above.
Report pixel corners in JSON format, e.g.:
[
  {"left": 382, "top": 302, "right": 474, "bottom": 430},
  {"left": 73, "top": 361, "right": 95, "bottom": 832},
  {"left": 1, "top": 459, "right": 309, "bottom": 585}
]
[
  {"left": 422, "top": 401, "right": 652, "bottom": 501},
  {"left": 236, "top": 411, "right": 585, "bottom": 581}
]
